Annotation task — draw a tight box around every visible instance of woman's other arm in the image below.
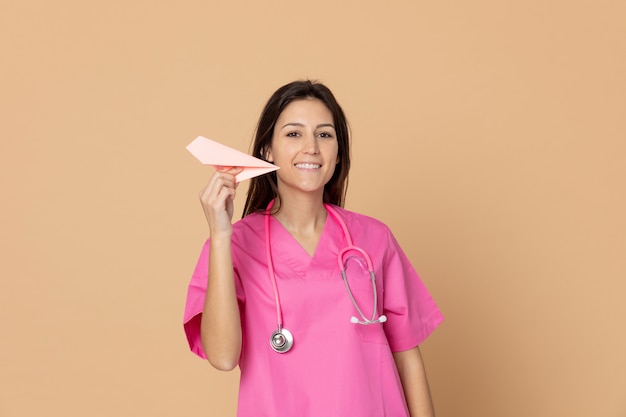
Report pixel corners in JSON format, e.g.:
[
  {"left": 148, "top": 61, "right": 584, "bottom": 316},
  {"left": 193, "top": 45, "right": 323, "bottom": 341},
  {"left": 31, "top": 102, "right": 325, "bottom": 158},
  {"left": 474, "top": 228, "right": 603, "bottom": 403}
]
[{"left": 393, "top": 346, "right": 436, "bottom": 417}]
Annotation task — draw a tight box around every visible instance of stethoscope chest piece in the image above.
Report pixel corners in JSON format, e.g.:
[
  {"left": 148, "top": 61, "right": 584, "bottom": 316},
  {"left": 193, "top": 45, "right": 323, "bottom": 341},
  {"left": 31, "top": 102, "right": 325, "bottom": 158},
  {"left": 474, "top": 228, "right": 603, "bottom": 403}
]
[{"left": 270, "top": 327, "right": 293, "bottom": 353}]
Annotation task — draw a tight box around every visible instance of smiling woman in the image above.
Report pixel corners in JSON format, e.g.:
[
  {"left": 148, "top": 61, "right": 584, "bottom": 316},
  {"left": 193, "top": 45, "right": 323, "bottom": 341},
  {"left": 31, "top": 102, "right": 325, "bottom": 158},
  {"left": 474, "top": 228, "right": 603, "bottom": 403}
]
[{"left": 183, "top": 80, "right": 443, "bottom": 417}]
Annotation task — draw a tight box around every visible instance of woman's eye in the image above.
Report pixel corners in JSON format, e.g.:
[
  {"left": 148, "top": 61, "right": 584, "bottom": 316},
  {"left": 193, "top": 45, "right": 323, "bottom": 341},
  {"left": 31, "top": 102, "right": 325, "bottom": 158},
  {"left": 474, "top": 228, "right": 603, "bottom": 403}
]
[
  {"left": 286, "top": 132, "right": 300, "bottom": 137},
  {"left": 318, "top": 132, "right": 334, "bottom": 138}
]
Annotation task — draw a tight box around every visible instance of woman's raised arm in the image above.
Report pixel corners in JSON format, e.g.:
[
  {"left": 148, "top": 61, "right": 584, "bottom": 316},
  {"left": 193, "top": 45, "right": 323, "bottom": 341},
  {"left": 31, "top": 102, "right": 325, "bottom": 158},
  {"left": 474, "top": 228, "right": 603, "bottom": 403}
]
[{"left": 198, "top": 167, "right": 243, "bottom": 371}]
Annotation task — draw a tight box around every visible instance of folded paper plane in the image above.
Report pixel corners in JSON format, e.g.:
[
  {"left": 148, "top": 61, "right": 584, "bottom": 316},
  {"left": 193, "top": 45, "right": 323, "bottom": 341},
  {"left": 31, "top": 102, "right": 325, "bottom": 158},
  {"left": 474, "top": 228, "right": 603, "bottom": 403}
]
[{"left": 186, "top": 136, "right": 279, "bottom": 182}]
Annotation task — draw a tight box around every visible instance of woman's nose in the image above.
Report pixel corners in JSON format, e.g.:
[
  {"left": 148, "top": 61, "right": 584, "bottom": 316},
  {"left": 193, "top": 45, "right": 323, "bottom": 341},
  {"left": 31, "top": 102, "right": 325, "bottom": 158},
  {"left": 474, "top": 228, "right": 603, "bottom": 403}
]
[{"left": 303, "top": 133, "right": 320, "bottom": 154}]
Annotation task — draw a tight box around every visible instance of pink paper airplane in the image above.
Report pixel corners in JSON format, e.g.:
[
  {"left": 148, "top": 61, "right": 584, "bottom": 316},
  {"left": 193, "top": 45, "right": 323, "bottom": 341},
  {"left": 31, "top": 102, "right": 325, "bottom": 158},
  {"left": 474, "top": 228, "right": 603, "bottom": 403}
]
[{"left": 186, "top": 136, "right": 279, "bottom": 182}]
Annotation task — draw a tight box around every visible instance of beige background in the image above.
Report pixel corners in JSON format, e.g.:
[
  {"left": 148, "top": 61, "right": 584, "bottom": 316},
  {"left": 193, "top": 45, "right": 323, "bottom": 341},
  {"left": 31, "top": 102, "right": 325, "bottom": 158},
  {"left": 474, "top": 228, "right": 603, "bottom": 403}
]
[{"left": 1, "top": 1, "right": 625, "bottom": 416}]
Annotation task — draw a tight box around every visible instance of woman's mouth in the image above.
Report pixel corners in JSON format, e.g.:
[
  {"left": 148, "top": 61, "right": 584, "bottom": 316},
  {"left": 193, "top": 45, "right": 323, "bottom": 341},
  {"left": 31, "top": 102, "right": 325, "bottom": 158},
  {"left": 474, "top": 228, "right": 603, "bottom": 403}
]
[{"left": 294, "top": 163, "right": 321, "bottom": 169}]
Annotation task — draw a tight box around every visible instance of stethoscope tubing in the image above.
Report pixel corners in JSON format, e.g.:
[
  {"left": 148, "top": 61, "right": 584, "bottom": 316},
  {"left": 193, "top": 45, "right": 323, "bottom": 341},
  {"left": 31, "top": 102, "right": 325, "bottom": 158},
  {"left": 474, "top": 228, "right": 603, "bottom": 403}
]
[
  {"left": 264, "top": 199, "right": 285, "bottom": 331},
  {"left": 265, "top": 201, "right": 386, "bottom": 353}
]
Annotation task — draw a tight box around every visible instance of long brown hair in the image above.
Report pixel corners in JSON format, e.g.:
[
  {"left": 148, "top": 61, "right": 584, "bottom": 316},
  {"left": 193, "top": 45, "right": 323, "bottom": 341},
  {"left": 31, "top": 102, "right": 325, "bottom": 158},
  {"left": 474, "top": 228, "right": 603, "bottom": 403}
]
[{"left": 242, "top": 80, "right": 351, "bottom": 217}]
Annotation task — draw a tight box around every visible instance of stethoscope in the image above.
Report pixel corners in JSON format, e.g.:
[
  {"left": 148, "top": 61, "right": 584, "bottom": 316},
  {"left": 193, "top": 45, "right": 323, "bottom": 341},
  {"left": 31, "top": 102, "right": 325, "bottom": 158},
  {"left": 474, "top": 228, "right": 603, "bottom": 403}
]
[{"left": 265, "top": 200, "right": 387, "bottom": 354}]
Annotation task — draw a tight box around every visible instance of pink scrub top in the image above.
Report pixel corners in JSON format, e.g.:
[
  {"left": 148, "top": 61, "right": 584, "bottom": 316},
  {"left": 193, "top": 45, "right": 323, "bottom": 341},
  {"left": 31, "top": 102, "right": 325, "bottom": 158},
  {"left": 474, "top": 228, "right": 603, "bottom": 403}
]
[{"left": 184, "top": 206, "right": 443, "bottom": 417}]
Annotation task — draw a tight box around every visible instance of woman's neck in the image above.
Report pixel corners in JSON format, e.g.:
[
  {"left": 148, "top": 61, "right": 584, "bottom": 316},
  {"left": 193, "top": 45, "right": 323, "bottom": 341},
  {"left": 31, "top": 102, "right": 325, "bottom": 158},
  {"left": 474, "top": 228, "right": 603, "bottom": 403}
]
[{"left": 272, "top": 194, "right": 327, "bottom": 235}]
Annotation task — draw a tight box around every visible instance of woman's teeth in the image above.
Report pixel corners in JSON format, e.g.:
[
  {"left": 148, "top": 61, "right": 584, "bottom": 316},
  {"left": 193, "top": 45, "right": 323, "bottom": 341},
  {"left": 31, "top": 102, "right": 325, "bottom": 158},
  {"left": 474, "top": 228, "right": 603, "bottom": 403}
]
[{"left": 295, "top": 163, "right": 321, "bottom": 169}]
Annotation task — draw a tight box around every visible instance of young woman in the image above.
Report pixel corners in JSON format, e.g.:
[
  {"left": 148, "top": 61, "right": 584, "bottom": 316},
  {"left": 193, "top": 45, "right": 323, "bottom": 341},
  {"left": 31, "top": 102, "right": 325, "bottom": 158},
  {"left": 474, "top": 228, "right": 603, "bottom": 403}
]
[{"left": 183, "top": 80, "right": 443, "bottom": 416}]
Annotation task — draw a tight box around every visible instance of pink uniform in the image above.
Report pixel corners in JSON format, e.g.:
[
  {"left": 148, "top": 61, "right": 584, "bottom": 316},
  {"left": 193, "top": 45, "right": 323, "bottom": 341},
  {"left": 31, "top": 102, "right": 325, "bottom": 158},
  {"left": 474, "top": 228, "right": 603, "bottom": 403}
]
[{"left": 184, "top": 206, "right": 443, "bottom": 417}]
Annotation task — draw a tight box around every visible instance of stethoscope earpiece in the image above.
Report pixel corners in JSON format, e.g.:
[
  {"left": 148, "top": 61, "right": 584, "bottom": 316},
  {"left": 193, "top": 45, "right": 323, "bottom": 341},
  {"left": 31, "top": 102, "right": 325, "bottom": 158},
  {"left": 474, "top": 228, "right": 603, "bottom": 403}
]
[{"left": 350, "top": 315, "right": 387, "bottom": 325}]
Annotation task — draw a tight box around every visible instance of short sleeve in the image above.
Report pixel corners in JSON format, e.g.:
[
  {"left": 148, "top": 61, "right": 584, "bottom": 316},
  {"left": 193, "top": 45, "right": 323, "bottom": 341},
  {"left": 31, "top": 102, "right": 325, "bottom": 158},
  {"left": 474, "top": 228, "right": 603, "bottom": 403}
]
[
  {"left": 182, "top": 239, "right": 245, "bottom": 359},
  {"left": 381, "top": 230, "right": 443, "bottom": 352}
]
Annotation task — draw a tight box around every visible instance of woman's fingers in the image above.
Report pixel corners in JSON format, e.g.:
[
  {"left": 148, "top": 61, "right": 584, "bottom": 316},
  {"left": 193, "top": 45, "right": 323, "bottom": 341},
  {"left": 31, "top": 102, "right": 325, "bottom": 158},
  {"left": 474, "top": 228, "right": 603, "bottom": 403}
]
[
  {"left": 198, "top": 167, "right": 243, "bottom": 232},
  {"left": 201, "top": 168, "right": 240, "bottom": 197},
  {"left": 215, "top": 166, "right": 244, "bottom": 176}
]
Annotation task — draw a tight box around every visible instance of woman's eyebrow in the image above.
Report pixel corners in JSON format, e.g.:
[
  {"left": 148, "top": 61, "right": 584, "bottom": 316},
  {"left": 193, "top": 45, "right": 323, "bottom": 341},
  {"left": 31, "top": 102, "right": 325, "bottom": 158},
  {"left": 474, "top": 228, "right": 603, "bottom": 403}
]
[
  {"left": 281, "top": 122, "right": 305, "bottom": 129},
  {"left": 280, "top": 122, "right": 336, "bottom": 129}
]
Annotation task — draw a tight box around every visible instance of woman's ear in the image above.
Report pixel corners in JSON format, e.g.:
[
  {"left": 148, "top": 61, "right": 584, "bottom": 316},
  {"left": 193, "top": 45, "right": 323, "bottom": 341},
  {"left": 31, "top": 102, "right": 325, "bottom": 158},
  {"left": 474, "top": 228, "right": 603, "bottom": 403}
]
[{"left": 264, "top": 147, "right": 273, "bottom": 163}]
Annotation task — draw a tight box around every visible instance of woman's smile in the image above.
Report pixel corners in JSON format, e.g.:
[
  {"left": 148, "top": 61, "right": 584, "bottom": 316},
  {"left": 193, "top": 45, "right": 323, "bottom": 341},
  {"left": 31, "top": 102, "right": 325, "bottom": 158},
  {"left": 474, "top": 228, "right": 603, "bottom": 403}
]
[{"left": 294, "top": 162, "right": 322, "bottom": 170}]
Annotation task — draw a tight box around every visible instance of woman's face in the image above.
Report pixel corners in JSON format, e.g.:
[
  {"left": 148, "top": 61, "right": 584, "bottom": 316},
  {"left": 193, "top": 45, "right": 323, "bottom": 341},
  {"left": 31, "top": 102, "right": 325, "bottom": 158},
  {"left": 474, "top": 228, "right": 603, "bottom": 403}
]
[{"left": 266, "top": 98, "right": 339, "bottom": 198}]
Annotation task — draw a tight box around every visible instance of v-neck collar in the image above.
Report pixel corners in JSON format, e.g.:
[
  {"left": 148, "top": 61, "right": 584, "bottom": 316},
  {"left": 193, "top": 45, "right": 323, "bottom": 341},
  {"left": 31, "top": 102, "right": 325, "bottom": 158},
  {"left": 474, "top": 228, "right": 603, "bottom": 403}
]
[{"left": 268, "top": 211, "right": 342, "bottom": 279}]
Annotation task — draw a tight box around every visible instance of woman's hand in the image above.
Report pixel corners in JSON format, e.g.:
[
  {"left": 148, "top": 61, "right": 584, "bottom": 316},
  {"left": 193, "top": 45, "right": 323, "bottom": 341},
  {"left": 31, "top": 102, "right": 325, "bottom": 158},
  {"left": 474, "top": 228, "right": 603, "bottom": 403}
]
[{"left": 198, "top": 166, "right": 243, "bottom": 236}]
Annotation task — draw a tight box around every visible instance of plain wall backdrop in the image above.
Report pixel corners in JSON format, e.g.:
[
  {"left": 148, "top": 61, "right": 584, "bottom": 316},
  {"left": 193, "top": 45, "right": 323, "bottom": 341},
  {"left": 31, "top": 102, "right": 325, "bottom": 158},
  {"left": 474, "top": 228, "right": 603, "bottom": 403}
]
[{"left": 1, "top": 1, "right": 625, "bottom": 416}]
